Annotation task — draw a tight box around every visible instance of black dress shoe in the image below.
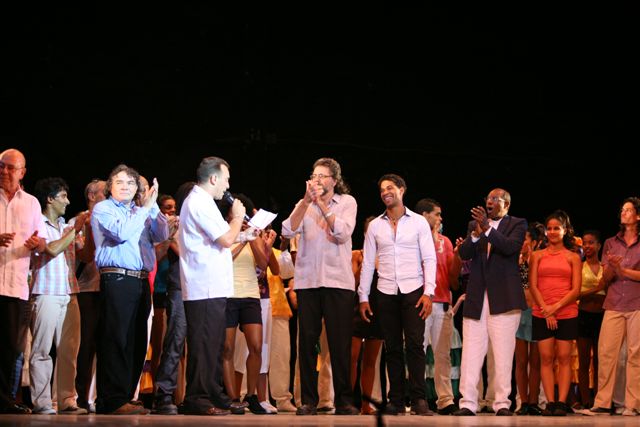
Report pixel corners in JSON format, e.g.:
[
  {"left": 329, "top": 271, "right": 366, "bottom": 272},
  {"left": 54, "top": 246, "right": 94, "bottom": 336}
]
[
  {"left": 411, "top": 399, "right": 434, "bottom": 416},
  {"left": 453, "top": 407, "right": 476, "bottom": 416},
  {"left": 335, "top": 404, "right": 359, "bottom": 415},
  {"left": 152, "top": 402, "right": 178, "bottom": 415},
  {"left": 229, "top": 400, "right": 247, "bottom": 415},
  {"left": 437, "top": 403, "right": 459, "bottom": 415},
  {"left": 527, "top": 404, "right": 542, "bottom": 415},
  {"left": 296, "top": 404, "right": 317, "bottom": 415},
  {"left": 0, "top": 403, "right": 31, "bottom": 414},
  {"left": 383, "top": 402, "right": 405, "bottom": 415},
  {"left": 496, "top": 408, "right": 513, "bottom": 416}
]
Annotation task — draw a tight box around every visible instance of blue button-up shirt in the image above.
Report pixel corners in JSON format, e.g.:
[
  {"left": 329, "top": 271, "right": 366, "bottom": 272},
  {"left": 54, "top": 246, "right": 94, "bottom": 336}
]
[{"left": 91, "top": 197, "right": 169, "bottom": 271}]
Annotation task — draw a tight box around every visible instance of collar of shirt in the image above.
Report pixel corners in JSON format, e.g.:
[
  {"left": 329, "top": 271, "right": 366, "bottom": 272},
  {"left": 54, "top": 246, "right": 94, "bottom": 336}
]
[
  {"left": 109, "top": 196, "right": 136, "bottom": 210},
  {"left": 382, "top": 207, "right": 408, "bottom": 222},
  {"left": 43, "top": 214, "right": 66, "bottom": 232},
  {"left": 488, "top": 216, "right": 504, "bottom": 229}
]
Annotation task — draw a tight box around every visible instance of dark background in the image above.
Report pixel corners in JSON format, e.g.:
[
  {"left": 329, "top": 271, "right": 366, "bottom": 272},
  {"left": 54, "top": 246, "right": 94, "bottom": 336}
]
[{"left": 3, "top": 4, "right": 635, "bottom": 246}]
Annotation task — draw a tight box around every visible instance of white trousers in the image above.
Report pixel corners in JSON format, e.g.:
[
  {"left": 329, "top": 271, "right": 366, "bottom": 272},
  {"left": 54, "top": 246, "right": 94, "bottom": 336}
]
[
  {"left": 30, "top": 294, "right": 80, "bottom": 411},
  {"left": 424, "top": 302, "right": 455, "bottom": 409},
  {"left": 459, "top": 292, "right": 520, "bottom": 413},
  {"left": 269, "top": 317, "right": 293, "bottom": 405}
]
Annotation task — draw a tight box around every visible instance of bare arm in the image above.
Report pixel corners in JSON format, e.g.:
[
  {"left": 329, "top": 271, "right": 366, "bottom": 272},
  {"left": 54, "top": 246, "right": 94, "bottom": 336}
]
[{"left": 545, "top": 252, "right": 582, "bottom": 317}]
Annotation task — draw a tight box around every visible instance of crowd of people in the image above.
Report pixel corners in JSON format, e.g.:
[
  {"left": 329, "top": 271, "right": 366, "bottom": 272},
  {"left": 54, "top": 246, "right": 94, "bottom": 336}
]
[{"left": 0, "top": 147, "right": 638, "bottom": 417}]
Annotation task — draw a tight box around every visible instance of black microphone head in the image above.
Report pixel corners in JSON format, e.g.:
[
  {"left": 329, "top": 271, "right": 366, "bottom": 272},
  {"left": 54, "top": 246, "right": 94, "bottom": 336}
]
[{"left": 222, "top": 191, "right": 235, "bottom": 205}]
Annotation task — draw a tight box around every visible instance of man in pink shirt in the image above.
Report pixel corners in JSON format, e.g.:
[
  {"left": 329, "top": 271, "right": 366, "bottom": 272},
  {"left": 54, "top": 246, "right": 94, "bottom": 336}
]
[
  {"left": 0, "top": 148, "right": 47, "bottom": 414},
  {"left": 282, "top": 157, "right": 358, "bottom": 416}
]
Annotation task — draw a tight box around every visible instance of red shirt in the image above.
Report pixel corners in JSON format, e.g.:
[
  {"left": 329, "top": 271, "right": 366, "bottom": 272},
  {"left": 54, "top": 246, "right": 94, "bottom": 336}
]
[{"left": 433, "top": 234, "right": 454, "bottom": 304}]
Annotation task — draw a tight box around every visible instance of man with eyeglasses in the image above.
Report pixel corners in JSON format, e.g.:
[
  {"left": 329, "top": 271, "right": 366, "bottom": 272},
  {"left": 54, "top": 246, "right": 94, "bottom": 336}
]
[
  {"left": 282, "top": 157, "right": 359, "bottom": 416},
  {"left": 454, "top": 188, "right": 527, "bottom": 416},
  {"left": 0, "top": 148, "right": 47, "bottom": 414}
]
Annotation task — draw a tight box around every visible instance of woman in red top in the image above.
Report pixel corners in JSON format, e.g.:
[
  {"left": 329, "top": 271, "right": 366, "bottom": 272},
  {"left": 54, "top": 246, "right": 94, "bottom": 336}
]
[{"left": 529, "top": 210, "right": 581, "bottom": 416}]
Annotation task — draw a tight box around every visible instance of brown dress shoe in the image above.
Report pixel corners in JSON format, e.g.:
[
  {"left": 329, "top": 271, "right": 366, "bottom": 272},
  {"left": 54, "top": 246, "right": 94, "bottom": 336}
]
[
  {"left": 111, "top": 403, "right": 150, "bottom": 415},
  {"left": 203, "top": 406, "right": 230, "bottom": 416}
]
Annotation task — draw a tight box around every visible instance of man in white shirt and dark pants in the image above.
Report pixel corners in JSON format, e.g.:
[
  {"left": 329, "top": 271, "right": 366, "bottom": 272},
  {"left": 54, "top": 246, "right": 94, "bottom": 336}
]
[
  {"left": 178, "top": 156, "right": 246, "bottom": 416},
  {"left": 358, "top": 174, "right": 437, "bottom": 416}
]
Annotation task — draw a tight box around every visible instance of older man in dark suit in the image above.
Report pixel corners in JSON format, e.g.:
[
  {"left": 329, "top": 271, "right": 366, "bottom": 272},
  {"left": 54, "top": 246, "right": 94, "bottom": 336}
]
[{"left": 454, "top": 188, "right": 527, "bottom": 416}]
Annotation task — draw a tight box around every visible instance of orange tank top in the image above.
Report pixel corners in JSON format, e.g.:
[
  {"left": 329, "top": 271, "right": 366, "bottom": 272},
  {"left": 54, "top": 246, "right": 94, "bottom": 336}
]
[{"left": 532, "top": 249, "right": 578, "bottom": 319}]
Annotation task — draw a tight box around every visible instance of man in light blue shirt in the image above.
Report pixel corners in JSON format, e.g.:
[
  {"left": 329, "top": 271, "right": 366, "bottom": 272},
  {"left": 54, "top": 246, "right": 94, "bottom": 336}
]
[{"left": 91, "top": 164, "right": 168, "bottom": 415}]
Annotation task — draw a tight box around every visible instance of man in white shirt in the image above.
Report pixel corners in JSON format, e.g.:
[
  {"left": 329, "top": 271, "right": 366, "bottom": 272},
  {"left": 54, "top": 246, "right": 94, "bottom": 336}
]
[
  {"left": 178, "top": 156, "right": 246, "bottom": 416},
  {"left": 358, "top": 174, "right": 437, "bottom": 416},
  {"left": 0, "top": 148, "right": 46, "bottom": 414}
]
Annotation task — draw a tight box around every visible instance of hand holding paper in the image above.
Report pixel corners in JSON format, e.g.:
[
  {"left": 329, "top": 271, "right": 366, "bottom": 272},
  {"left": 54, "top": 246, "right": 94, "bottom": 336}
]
[{"left": 248, "top": 209, "right": 277, "bottom": 230}]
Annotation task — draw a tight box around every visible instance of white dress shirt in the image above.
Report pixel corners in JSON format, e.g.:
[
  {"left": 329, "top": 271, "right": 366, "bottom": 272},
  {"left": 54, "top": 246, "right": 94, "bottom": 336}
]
[
  {"left": 178, "top": 185, "right": 233, "bottom": 301},
  {"left": 358, "top": 208, "right": 437, "bottom": 302}
]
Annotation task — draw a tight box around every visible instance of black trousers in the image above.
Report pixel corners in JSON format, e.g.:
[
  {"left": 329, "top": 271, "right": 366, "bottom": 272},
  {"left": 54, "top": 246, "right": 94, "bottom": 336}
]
[
  {"left": 297, "top": 287, "right": 354, "bottom": 408},
  {"left": 374, "top": 286, "right": 426, "bottom": 406},
  {"left": 75, "top": 291, "right": 100, "bottom": 408},
  {"left": 183, "top": 297, "right": 227, "bottom": 412},
  {"left": 154, "top": 280, "right": 187, "bottom": 402},
  {"left": 0, "top": 296, "right": 29, "bottom": 409},
  {"left": 95, "top": 274, "right": 151, "bottom": 414}
]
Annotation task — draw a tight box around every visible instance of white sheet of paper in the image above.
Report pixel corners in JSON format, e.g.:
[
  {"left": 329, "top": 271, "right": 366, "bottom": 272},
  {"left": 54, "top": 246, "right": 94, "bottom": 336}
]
[{"left": 248, "top": 209, "right": 277, "bottom": 230}]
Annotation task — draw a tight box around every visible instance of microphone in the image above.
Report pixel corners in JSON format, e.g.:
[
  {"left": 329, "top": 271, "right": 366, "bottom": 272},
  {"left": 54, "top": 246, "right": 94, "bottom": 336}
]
[{"left": 222, "top": 191, "right": 251, "bottom": 222}]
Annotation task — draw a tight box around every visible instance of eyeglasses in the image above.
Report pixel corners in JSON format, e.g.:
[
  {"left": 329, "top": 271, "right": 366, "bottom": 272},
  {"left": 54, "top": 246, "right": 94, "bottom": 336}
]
[
  {"left": 310, "top": 174, "right": 333, "bottom": 180},
  {"left": 484, "top": 196, "right": 505, "bottom": 203},
  {"left": 0, "top": 162, "right": 24, "bottom": 172}
]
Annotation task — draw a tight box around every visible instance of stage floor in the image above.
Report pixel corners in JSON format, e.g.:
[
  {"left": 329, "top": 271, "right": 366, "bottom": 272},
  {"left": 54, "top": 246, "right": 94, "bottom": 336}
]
[{"left": 0, "top": 413, "right": 637, "bottom": 426}]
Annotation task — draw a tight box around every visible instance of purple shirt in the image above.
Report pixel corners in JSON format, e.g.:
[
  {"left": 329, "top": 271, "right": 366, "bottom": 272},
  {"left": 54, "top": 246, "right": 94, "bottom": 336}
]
[
  {"left": 602, "top": 232, "right": 640, "bottom": 312},
  {"left": 281, "top": 193, "right": 357, "bottom": 291}
]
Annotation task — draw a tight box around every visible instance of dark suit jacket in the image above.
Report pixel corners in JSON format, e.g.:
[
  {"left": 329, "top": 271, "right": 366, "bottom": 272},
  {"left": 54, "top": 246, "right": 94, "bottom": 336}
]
[{"left": 458, "top": 215, "right": 528, "bottom": 320}]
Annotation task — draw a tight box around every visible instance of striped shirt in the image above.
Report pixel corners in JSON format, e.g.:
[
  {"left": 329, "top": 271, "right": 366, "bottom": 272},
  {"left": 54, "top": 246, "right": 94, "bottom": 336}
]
[{"left": 30, "top": 215, "right": 79, "bottom": 295}]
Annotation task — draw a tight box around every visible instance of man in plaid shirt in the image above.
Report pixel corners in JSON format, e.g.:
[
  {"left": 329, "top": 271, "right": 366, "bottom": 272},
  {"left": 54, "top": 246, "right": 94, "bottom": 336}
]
[{"left": 29, "top": 177, "right": 88, "bottom": 415}]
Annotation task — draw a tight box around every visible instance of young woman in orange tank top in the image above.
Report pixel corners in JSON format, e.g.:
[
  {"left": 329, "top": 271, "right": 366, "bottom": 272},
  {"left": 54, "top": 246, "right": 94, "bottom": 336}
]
[{"left": 529, "top": 210, "right": 582, "bottom": 416}]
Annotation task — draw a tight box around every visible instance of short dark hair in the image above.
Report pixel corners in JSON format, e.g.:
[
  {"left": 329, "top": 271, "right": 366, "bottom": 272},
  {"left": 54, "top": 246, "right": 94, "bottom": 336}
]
[
  {"left": 582, "top": 229, "right": 601, "bottom": 243},
  {"left": 414, "top": 198, "right": 440, "bottom": 215},
  {"left": 174, "top": 181, "right": 196, "bottom": 214},
  {"left": 34, "top": 177, "right": 69, "bottom": 212},
  {"left": 196, "top": 156, "right": 230, "bottom": 184},
  {"left": 377, "top": 174, "right": 406, "bottom": 191},
  {"left": 105, "top": 164, "right": 141, "bottom": 198}
]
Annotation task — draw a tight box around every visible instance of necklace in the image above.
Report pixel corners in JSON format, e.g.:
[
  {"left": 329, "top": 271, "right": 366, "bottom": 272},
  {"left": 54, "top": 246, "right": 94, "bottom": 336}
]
[{"left": 388, "top": 214, "right": 402, "bottom": 225}]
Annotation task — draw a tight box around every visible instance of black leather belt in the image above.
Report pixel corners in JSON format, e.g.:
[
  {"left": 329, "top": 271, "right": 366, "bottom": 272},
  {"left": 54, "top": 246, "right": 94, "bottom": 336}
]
[{"left": 99, "top": 267, "right": 149, "bottom": 279}]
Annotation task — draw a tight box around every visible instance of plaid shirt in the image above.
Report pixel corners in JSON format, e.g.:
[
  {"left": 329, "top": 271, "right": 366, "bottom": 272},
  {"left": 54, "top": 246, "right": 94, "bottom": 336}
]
[{"left": 30, "top": 215, "right": 78, "bottom": 295}]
